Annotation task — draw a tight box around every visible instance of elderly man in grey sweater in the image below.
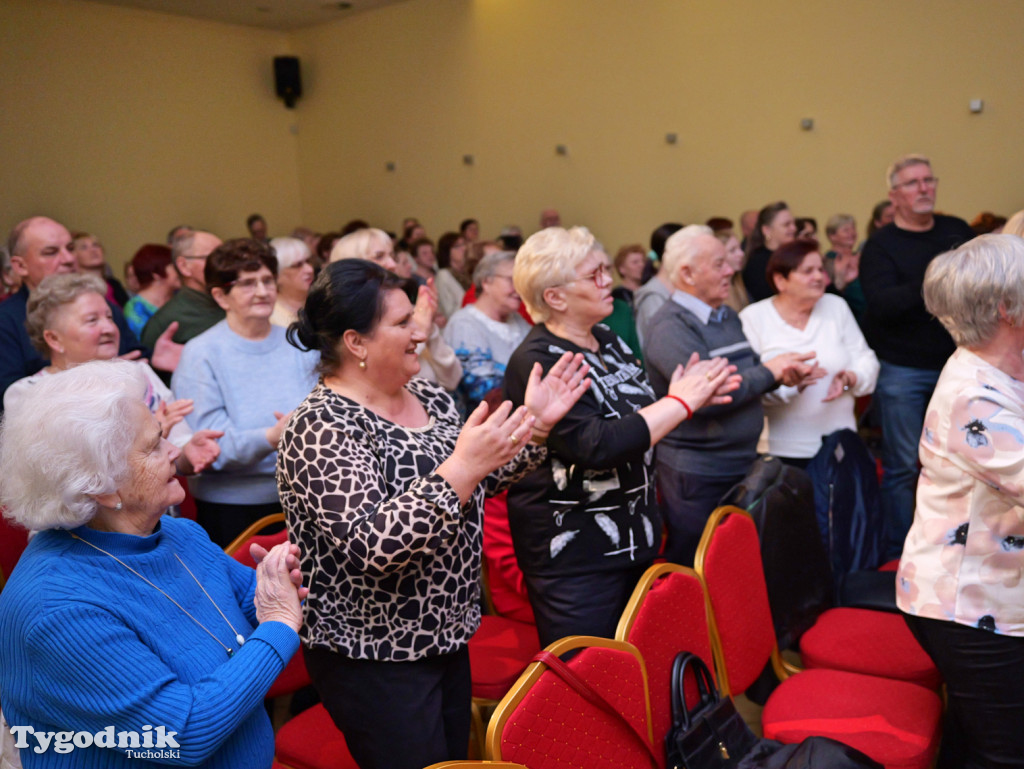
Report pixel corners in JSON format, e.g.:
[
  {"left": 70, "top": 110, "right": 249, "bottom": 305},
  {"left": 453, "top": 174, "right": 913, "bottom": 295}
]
[{"left": 644, "top": 225, "right": 819, "bottom": 564}]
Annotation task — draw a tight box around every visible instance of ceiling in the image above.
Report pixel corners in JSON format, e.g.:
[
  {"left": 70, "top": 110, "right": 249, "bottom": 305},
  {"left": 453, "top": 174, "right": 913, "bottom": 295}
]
[{"left": 72, "top": 0, "right": 411, "bottom": 30}]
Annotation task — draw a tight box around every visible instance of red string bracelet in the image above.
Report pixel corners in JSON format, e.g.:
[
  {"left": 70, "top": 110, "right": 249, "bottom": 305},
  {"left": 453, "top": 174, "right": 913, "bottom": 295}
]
[{"left": 665, "top": 394, "right": 693, "bottom": 419}]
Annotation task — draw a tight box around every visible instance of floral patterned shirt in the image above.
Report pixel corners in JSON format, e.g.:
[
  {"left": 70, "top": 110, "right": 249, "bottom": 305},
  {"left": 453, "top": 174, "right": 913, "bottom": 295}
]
[{"left": 897, "top": 348, "right": 1024, "bottom": 635}]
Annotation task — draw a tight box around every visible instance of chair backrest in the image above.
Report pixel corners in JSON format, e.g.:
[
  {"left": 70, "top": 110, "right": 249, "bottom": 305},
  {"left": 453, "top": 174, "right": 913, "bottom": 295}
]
[
  {"left": 226, "top": 513, "right": 287, "bottom": 566},
  {"left": 0, "top": 512, "right": 30, "bottom": 592},
  {"left": 424, "top": 763, "right": 530, "bottom": 769},
  {"left": 487, "top": 636, "right": 655, "bottom": 769},
  {"left": 615, "top": 563, "right": 714, "bottom": 764},
  {"left": 694, "top": 506, "right": 778, "bottom": 697}
]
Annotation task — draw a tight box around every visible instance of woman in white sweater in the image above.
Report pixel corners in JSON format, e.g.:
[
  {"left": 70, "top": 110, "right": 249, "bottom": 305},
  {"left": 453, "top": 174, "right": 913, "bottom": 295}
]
[{"left": 739, "top": 238, "right": 878, "bottom": 465}]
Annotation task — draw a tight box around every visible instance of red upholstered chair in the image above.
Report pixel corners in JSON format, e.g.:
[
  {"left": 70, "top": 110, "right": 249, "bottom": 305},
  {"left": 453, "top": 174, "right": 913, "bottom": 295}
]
[
  {"left": 225, "top": 512, "right": 288, "bottom": 566},
  {"left": 695, "top": 507, "right": 942, "bottom": 769},
  {"left": 798, "top": 607, "right": 941, "bottom": 690},
  {"left": 468, "top": 557, "right": 542, "bottom": 752},
  {"left": 225, "top": 513, "right": 312, "bottom": 700},
  {"left": 274, "top": 703, "right": 358, "bottom": 769},
  {"left": 615, "top": 563, "right": 715, "bottom": 768},
  {"left": 424, "top": 763, "right": 529, "bottom": 769},
  {"left": 0, "top": 512, "right": 30, "bottom": 592},
  {"left": 486, "top": 636, "right": 657, "bottom": 769}
]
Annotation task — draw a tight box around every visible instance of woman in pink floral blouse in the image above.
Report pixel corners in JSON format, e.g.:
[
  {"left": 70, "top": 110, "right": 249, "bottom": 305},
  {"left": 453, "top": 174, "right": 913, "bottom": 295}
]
[{"left": 898, "top": 233, "right": 1024, "bottom": 768}]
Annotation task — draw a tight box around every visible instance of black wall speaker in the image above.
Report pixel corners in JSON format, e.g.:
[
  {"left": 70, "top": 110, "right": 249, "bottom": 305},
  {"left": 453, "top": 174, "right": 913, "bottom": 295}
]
[{"left": 274, "top": 56, "right": 302, "bottom": 108}]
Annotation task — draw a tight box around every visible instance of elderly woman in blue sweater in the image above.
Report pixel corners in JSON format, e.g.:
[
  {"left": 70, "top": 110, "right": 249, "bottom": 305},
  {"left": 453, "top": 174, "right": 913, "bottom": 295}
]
[
  {"left": 172, "top": 239, "right": 318, "bottom": 547},
  {"left": 0, "top": 360, "right": 307, "bottom": 769}
]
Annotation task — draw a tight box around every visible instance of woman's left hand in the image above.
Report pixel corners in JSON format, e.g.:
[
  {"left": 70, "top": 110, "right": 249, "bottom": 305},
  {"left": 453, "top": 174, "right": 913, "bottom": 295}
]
[
  {"left": 178, "top": 429, "right": 224, "bottom": 474},
  {"left": 412, "top": 278, "right": 438, "bottom": 335},
  {"left": 823, "top": 370, "right": 857, "bottom": 402},
  {"left": 155, "top": 398, "right": 193, "bottom": 437},
  {"left": 523, "top": 352, "right": 591, "bottom": 436}
]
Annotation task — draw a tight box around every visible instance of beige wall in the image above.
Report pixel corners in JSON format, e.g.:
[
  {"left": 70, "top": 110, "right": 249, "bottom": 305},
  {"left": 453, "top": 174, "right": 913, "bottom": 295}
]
[
  {"left": 4, "top": 0, "right": 1023, "bottom": 264},
  {"left": 0, "top": 0, "right": 302, "bottom": 268},
  {"left": 292, "top": 0, "right": 1024, "bottom": 248}
]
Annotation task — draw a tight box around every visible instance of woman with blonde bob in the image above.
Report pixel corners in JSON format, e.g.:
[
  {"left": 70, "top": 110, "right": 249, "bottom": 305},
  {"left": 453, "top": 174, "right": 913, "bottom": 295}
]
[
  {"left": 0, "top": 360, "right": 307, "bottom": 769},
  {"left": 504, "top": 226, "right": 740, "bottom": 646},
  {"left": 897, "top": 233, "right": 1024, "bottom": 768}
]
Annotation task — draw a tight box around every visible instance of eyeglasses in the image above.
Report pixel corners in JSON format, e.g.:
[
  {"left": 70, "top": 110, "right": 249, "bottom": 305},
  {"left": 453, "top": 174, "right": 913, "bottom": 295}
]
[
  {"left": 893, "top": 176, "right": 939, "bottom": 191},
  {"left": 561, "top": 263, "right": 613, "bottom": 288},
  {"left": 224, "top": 276, "right": 276, "bottom": 293}
]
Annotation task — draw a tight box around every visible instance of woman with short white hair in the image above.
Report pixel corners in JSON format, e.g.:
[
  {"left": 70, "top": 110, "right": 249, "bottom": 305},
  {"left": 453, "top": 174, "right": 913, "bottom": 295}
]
[
  {"left": 898, "top": 233, "right": 1024, "bottom": 767},
  {"left": 504, "top": 225, "right": 739, "bottom": 646},
  {"left": 269, "top": 236, "right": 314, "bottom": 328},
  {"left": 0, "top": 360, "right": 307, "bottom": 769}
]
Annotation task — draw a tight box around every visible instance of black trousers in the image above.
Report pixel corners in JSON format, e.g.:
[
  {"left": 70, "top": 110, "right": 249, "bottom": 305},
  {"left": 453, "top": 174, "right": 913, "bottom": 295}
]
[
  {"left": 903, "top": 612, "right": 1024, "bottom": 768},
  {"left": 194, "top": 498, "right": 282, "bottom": 548},
  {"left": 524, "top": 562, "right": 651, "bottom": 648},
  {"left": 304, "top": 645, "right": 471, "bottom": 769},
  {"left": 656, "top": 463, "right": 744, "bottom": 566}
]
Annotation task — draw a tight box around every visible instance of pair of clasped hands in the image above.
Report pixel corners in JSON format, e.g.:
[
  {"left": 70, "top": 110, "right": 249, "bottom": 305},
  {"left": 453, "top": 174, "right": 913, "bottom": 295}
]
[{"left": 764, "top": 351, "right": 856, "bottom": 402}]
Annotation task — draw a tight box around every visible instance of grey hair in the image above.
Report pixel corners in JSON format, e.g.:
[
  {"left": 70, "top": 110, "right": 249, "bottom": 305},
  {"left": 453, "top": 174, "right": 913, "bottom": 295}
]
[
  {"left": 513, "top": 226, "right": 596, "bottom": 323},
  {"left": 886, "top": 154, "right": 931, "bottom": 189},
  {"left": 270, "top": 236, "right": 311, "bottom": 271},
  {"left": 473, "top": 250, "right": 516, "bottom": 291},
  {"left": 26, "top": 273, "right": 108, "bottom": 357},
  {"left": 329, "top": 228, "right": 392, "bottom": 262},
  {"left": 825, "top": 214, "right": 856, "bottom": 237},
  {"left": 0, "top": 360, "right": 147, "bottom": 530},
  {"left": 923, "top": 234, "right": 1024, "bottom": 348},
  {"left": 170, "top": 230, "right": 197, "bottom": 262},
  {"left": 661, "top": 224, "right": 715, "bottom": 280}
]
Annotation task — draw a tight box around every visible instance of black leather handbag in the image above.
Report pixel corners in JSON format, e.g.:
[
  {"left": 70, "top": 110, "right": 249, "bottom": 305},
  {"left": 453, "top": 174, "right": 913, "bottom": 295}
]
[{"left": 665, "top": 652, "right": 758, "bottom": 769}]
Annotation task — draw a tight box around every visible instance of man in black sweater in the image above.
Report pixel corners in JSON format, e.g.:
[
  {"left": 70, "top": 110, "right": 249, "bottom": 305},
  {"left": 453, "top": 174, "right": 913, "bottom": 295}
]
[{"left": 859, "top": 155, "right": 974, "bottom": 558}]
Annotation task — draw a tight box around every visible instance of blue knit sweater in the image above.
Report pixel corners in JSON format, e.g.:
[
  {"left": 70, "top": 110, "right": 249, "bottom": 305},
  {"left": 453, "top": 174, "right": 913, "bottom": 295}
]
[{"left": 0, "top": 516, "right": 299, "bottom": 768}]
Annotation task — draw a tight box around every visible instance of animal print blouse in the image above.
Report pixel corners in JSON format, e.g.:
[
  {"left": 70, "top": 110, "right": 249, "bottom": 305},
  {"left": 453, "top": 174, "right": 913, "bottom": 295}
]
[
  {"left": 898, "top": 348, "right": 1024, "bottom": 636},
  {"left": 277, "top": 378, "right": 545, "bottom": 660}
]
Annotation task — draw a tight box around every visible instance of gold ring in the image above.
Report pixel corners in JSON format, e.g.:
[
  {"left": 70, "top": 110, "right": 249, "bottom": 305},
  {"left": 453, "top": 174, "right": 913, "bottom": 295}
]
[
  {"left": 509, "top": 433, "right": 519, "bottom": 444},
  {"left": 705, "top": 372, "right": 713, "bottom": 382}
]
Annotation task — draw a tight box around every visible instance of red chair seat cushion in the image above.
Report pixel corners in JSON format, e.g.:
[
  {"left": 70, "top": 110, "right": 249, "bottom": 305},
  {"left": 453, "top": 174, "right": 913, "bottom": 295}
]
[
  {"left": 763, "top": 668, "right": 942, "bottom": 769},
  {"left": 800, "top": 608, "right": 941, "bottom": 690},
  {"left": 275, "top": 704, "right": 359, "bottom": 769},
  {"left": 468, "top": 615, "right": 540, "bottom": 700}
]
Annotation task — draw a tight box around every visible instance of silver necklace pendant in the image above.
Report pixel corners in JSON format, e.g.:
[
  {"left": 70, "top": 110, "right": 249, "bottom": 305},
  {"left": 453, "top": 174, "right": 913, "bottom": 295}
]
[{"left": 236, "top": 633, "right": 246, "bottom": 647}]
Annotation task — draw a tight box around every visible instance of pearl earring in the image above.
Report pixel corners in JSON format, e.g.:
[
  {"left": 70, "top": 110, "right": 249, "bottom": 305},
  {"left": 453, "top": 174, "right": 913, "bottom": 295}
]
[{"left": 358, "top": 359, "right": 367, "bottom": 370}]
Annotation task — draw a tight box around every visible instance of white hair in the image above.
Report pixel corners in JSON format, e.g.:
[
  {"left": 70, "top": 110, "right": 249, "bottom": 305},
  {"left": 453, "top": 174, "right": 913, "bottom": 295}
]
[
  {"left": 270, "top": 236, "right": 311, "bottom": 270},
  {"left": 0, "top": 360, "right": 147, "bottom": 530},
  {"left": 661, "top": 224, "right": 715, "bottom": 280},
  {"left": 329, "top": 228, "right": 392, "bottom": 263},
  {"left": 513, "top": 226, "right": 596, "bottom": 323},
  {"left": 924, "top": 234, "right": 1024, "bottom": 348}
]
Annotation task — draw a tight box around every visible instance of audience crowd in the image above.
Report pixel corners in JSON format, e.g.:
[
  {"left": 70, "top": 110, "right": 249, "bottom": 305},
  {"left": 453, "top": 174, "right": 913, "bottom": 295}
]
[{"left": 2, "top": 153, "right": 1024, "bottom": 769}]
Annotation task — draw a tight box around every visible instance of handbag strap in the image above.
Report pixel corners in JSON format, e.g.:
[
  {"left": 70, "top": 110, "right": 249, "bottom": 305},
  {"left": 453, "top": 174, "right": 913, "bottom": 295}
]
[
  {"left": 534, "top": 650, "right": 660, "bottom": 769},
  {"left": 670, "top": 652, "right": 719, "bottom": 730}
]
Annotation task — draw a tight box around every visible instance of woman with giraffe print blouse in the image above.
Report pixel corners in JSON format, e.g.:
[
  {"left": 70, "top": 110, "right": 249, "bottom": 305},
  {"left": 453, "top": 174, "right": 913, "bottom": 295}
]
[{"left": 276, "top": 258, "right": 590, "bottom": 769}]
